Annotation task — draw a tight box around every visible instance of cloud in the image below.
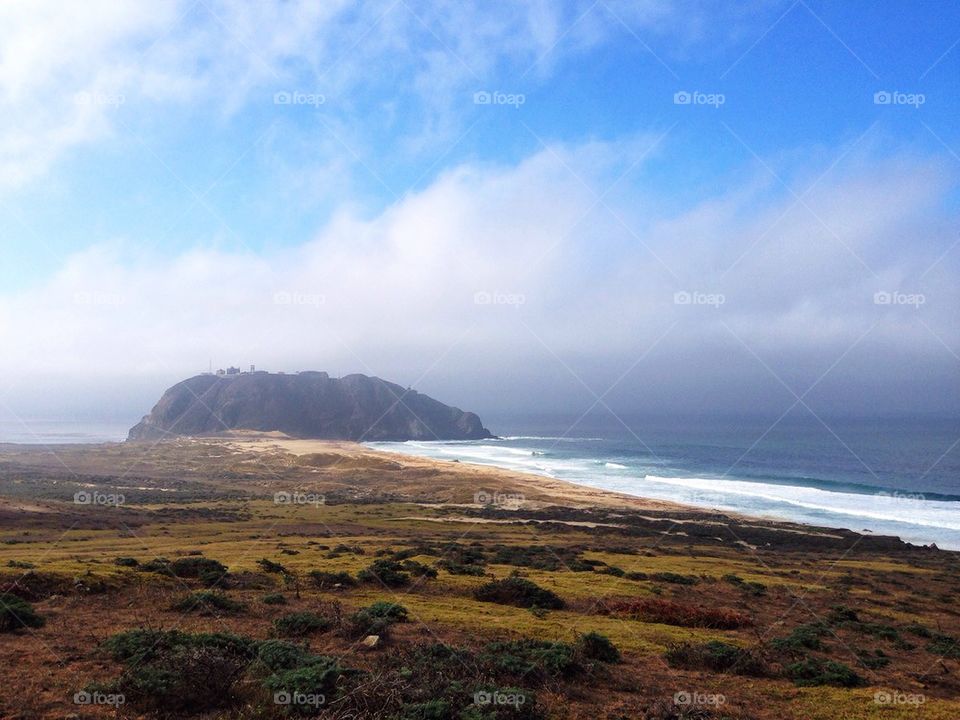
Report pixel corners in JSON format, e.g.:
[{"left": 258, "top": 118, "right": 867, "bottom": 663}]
[{"left": 0, "top": 136, "right": 956, "bottom": 419}]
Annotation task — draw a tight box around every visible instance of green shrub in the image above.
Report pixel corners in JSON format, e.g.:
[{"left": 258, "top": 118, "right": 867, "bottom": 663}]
[
  {"left": 928, "top": 633, "right": 960, "bottom": 659},
  {"left": 253, "top": 639, "right": 316, "bottom": 672},
  {"left": 480, "top": 639, "right": 578, "bottom": 682},
  {"left": 357, "top": 559, "right": 410, "bottom": 587},
  {"left": 771, "top": 623, "right": 830, "bottom": 653},
  {"left": 664, "top": 640, "right": 768, "bottom": 676},
  {"left": 138, "top": 558, "right": 174, "bottom": 575},
  {"left": 6, "top": 560, "right": 35, "bottom": 569},
  {"left": 258, "top": 558, "right": 288, "bottom": 574},
  {"left": 400, "top": 560, "right": 438, "bottom": 579},
  {"left": 785, "top": 657, "right": 863, "bottom": 687},
  {"left": 0, "top": 594, "right": 45, "bottom": 632},
  {"left": 437, "top": 559, "right": 486, "bottom": 576},
  {"left": 169, "top": 556, "right": 226, "bottom": 578},
  {"left": 273, "top": 612, "right": 332, "bottom": 637},
  {"left": 100, "top": 630, "right": 256, "bottom": 713},
  {"left": 308, "top": 570, "right": 355, "bottom": 589},
  {"left": 577, "top": 632, "right": 620, "bottom": 663},
  {"left": 263, "top": 593, "right": 288, "bottom": 605},
  {"left": 474, "top": 578, "right": 564, "bottom": 610},
  {"left": 114, "top": 557, "right": 140, "bottom": 567},
  {"left": 170, "top": 591, "right": 245, "bottom": 615},
  {"left": 347, "top": 601, "right": 408, "bottom": 638},
  {"left": 262, "top": 657, "right": 343, "bottom": 705},
  {"left": 651, "top": 572, "right": 698, "bottom": 585}
]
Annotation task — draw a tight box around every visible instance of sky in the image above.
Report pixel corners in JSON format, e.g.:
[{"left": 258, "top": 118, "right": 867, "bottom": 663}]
[{"left": 0, "top": 0, "right": 958, "bottom": 424}]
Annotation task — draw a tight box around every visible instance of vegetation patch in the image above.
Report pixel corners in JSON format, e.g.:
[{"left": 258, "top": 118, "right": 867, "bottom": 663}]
[
  {"left": 784, "top": 657, "right": 864, "bottom": 687},
  {"left": 308, "top": 570, "right": 355, "bottom": 589},
  {"left": 273, "top": 611, "right": 333, "bottom": 637},
  {"left": 0, "top": 594, "right": 44, "bottom": 632},
  {"left": 170, "top": 590, "right": 245, "bottom": 615},
  {"left": 664, "top": 641, "right": 768, "bottom": 676},
  {"left": 597, "top": 598, "right": 750, "bottom": 629},
  {"left": 474, "top": 577, "right": 565, "bottom": 610}
]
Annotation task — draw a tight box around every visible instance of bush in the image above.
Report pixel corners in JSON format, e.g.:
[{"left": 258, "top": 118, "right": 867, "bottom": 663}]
[
  {"left": 357, "top": 559, "right": 410, "bottom": 588},
  {"left": 273, "top": 612, "right": 332, "bottom": 637},
  {"left": 253, "top": 639, "right": 316, "bottom": 672},
  {"left": 262, "top": 656, "right": 344, "bottom": 708},
  {"left": 263, "top": 593, "right": 288, "bottom": 605},
  {"left": 100, "top": 630, "right": 256, "bottom": 713},
  {"left": 651, "top": 572, "right": 698, "bottom": 585},
  {"left": 257, "top": 558, "right": 288, "bottom": 574},
  {"left": 309, "top": 570, "right": 355, "bottom": 589},
  {"left": 785, "top": 657, "right": 864, "bottom": 687},
  {"left": 114, "top": 557, "right": 140, "bottom": 567},
  {"left": 597, "top": 598, "right": 750, "bottom": 629},
  {"left": 169, "top": 556, "right": 226, "bottom": 578},
  {"left": 171, "top": 591, "right": 245, "bottom": 615},
  {"left": 438, "top": 559, "right": 487, "bottom": 576},
  {"left": 474, "top": 578, "right": 564, "bottom": 610},
  {"left": 664, "top": 641, "right": 768, "bottom": 676},
  {"left": 928, "top": 633, "right": 960, "bottom": 659},
  {"left": 138, "top": 558, "right": 174, "bottom": 575},
  {"left": 480, "top": 639, "right": 579, "bottom": 682},
  {"left": 577, "top": 632, "right": 620, "bottom": 663},
  {"left": 723, "top": 573, "right": 766, "bottom": 595},
  {"left": 347, "top": 601, "right": 408, "bottom": 638},
  {"left": 771, "top": 623, "right": 830, "bottom": 653},
  {"left": 401, "top": 560, "right": 438, "bottom": 579},
  {"left": 7, "top": 560, "right": 35, "bottom": 569},
  {"left": 0, "top": 594, "right": 45, "bottom": 632}
]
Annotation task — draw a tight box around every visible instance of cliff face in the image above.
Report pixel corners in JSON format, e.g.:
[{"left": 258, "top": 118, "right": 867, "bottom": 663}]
[{"left": 127, "top": 372, "right": 493, "bottom": 441}]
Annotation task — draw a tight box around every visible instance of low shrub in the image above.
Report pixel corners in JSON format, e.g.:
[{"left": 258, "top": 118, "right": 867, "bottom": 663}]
[
  {"left": 309, "top": 570, "right": 355, "bottom": 589},
  {"left": 400, "top": 560, "right": 438, "bottom": 579},
  {"left": 474, "top": 578, "right": 564, "bottom": 610},
  {"left": 771, "top": 623, "right": 830, "bottom": 653},
  {"left": 347, "top": 601, "right": 409, "bottom": 638},
  {"left": 437, "top": 559, "right": 486, "bottom": 576},
  {"left": 723, "top": 573, "right": 766, "bottom": 595},
  {"left": 665, "top": 641, "right": 768, "bottom": 676},
  {"left": 99, "top": 630, "right": 256, "bottom": 713},
  {"left": 273, "top": 612, "right": 332, "bottom": 637},
  {"left": 114, "top": 557, "right": 139, "bottom": 567},
  {"left": 0, "top": 594, "right": 45, "bottom": 632},
  {"left": 785, "top": 657, "right": 863, "bottom": 687},
  {"left": 928, "top": 633, "right": 960, "bottom": 659},
  {"left": 262, "top": 593, "right": 287, "bottom": 605},
  {"left": 597, "top": 598, "right": 750, "bottom": 629},
  {"left": 257, "top": 558, "right": 288, "bottom": 574},
  {"left": 651, "top": 571, "right": 698, "bottom": 585},
  {"left": 6, "top": 560, "right": 35, "bottom": 569},
  {"left": 357, "top": 559, "right": 410, "bottom": 588},
  {"left": 138, "top": 558, "right": 174, "bottom": 575},
  {"left": 577, "top": 632, "right": 620, "bottom": 663},
  {"left": 480, "top": 639, "right": 579, "bottom": 682},
  {"left": 170, "top": 591, "right": 245, "bottom": 615}
]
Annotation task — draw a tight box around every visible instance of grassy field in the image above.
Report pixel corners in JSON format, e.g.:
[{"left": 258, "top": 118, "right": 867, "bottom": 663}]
[{"left": 0, "top": 438, "right": 958, "bottom": 719}]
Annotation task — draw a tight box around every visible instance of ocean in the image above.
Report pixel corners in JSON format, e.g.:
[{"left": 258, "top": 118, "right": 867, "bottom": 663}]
[
  {"left": 2, "top": 415, "right": 957, "bottom": 550},
  {"left": 368, "top": 415, "right": 960, "bottom": 550}
]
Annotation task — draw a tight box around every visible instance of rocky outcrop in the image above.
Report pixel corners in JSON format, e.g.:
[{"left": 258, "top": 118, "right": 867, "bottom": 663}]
[{"left": 128, "top": 372, "right": 493, "bottom": 442}]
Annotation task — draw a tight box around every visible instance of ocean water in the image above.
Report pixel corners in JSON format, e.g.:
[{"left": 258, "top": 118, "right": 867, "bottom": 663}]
[
  {"left": 0, "top": 420, "right": 129, "bottom": 444},
  {"left": 368, "top": 415, "right": 960, "bottom": 550}
]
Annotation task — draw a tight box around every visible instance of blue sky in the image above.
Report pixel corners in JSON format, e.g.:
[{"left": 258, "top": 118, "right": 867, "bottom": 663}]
[{"left": 0, "top": 0, "right": 958, "bottom": 420}]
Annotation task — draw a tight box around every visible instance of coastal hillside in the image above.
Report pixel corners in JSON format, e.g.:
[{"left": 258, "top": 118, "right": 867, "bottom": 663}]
[{"left": 128, "top": 371, "right": 492, "bottom": 441}]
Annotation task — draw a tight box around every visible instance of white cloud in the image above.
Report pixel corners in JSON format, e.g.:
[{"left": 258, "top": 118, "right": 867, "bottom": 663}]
[{"left": 0, "top": 138, "right": 956, "bottom": 417}]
